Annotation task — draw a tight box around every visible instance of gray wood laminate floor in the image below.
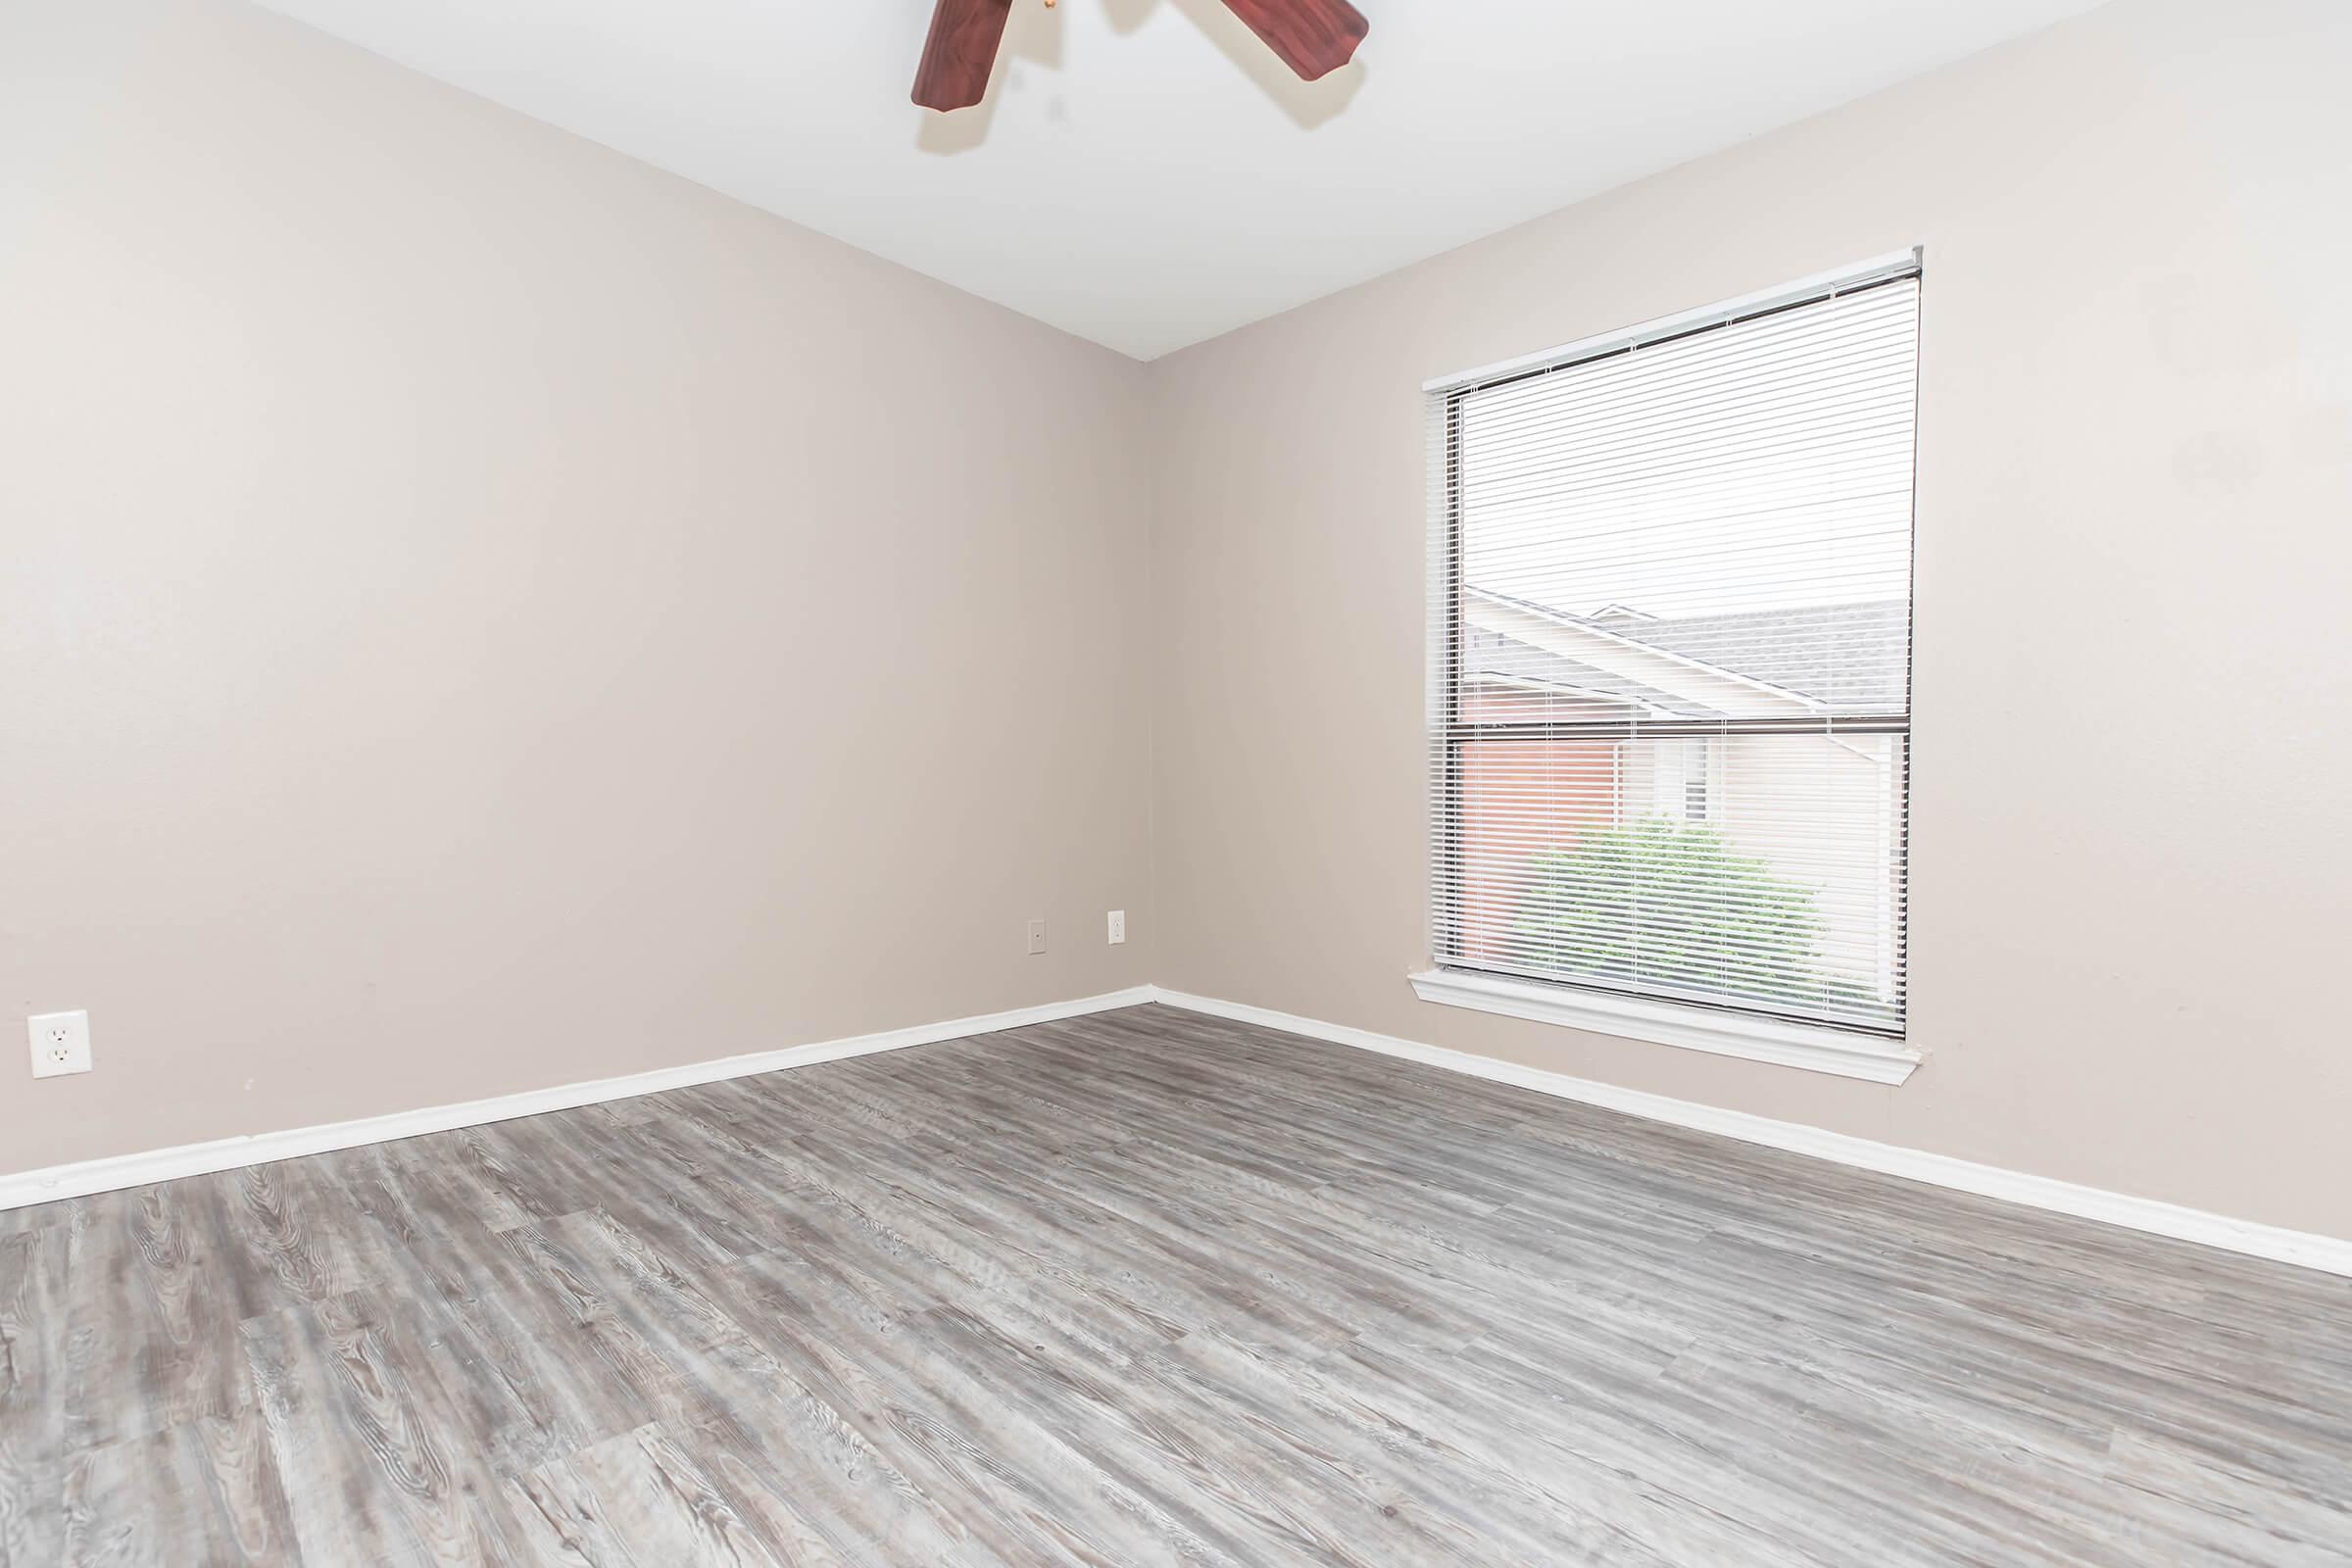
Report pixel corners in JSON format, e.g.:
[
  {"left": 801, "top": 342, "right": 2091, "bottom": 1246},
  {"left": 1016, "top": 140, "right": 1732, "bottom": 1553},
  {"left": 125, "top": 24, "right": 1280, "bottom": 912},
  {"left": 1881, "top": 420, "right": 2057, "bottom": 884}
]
[{"left": 3, "top": 1004, "right": 2348, "bottom": 1566}]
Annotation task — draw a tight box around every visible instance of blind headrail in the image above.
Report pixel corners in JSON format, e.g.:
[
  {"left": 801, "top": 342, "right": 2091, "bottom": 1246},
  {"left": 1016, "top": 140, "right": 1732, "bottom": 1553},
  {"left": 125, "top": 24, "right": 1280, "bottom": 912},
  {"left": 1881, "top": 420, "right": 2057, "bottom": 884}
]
[{"left": 1422, "top": 248, "right": 1923, "bottom": 396}]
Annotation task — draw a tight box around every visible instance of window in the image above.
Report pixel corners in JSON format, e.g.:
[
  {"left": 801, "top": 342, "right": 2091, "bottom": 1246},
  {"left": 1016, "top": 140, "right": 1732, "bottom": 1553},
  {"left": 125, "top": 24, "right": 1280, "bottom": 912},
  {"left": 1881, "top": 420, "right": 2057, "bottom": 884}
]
[
  {"left": 1417, "top": 256, "right": 1921, "bottom": 1077},
  {"left": 1668, "top": 737, "right": 1715, "bottom": 824}
]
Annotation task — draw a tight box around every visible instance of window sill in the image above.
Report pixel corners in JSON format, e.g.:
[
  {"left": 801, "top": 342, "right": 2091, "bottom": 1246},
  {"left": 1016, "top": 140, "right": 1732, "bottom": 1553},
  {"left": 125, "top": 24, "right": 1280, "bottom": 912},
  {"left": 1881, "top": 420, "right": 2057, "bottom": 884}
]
[{"left": 1405, "top": 968, "right": 1921, "bottom": 1085}]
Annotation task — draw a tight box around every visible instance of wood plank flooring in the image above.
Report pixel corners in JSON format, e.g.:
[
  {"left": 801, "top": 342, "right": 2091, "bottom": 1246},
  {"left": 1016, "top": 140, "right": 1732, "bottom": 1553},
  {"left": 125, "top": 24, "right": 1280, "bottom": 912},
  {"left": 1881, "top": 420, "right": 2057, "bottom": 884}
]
[{"left": 3, "top": 1003, "right": 2348, "bottom": 1565}]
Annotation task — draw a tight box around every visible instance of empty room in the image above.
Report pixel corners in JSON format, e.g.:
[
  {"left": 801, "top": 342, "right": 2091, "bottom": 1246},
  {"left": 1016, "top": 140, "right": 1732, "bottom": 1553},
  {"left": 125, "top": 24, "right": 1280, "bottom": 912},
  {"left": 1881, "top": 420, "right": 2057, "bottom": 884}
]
[{"left": 4, "top": 0, "right": 2349, "bottom": 1562}]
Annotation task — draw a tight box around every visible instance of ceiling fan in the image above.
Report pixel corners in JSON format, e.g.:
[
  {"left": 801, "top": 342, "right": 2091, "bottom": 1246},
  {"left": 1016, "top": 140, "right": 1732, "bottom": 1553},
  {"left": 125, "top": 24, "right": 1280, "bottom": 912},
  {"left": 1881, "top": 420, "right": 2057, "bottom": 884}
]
[{"left": 912, "top": 0, "right": 1369, "bottom": 112}]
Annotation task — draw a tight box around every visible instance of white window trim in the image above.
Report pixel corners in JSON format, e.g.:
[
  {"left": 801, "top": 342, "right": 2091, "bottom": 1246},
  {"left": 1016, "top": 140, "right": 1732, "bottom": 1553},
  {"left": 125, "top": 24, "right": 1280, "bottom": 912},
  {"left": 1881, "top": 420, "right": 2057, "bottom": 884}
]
[
  {"left": 1406, "top": 968, "right": 1922, "bottom": 1085},
  {"left": 1424, "top": 251, "right": 1924, "bottom": 1082}
]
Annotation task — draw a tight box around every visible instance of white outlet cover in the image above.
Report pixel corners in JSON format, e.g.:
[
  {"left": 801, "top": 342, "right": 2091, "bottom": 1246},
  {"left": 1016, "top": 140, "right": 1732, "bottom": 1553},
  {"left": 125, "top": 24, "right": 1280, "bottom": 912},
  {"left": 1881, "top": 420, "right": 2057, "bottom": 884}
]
[
  {"left": 27, "top": 1009, "right": 93, "bottom": 1078},
  {"left": 1107, "top": 910, "right": 1127, "bottom": 945}
]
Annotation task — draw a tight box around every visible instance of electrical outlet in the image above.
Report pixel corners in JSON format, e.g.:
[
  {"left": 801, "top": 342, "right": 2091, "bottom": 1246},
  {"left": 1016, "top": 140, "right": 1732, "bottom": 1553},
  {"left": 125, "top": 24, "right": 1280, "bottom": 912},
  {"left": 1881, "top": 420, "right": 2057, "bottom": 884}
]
[
  {"left": 1027, "top": 919, "right": 1047, "bottom": 956},
  {"left": 1107, "top": 909, "right": 1126, "bottom": 945},
  {"left": 27, "top": 1009, "right": 92, "bottom": 1078}
]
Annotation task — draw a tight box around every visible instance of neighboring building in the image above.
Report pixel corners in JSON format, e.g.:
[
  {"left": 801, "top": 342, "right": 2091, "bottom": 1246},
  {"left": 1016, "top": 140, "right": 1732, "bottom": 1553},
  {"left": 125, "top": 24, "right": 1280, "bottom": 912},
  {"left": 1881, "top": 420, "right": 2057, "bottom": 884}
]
[{"left": 1453, "top": 588, "right": 1907, "bottom": 1018}]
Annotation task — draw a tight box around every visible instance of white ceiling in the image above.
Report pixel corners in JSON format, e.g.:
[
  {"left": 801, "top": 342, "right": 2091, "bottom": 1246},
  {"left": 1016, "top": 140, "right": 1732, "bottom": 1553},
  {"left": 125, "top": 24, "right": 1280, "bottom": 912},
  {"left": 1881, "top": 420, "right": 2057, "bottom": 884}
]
[{"left": 253, "top": 0, "right": 2100, "bottom": 360}]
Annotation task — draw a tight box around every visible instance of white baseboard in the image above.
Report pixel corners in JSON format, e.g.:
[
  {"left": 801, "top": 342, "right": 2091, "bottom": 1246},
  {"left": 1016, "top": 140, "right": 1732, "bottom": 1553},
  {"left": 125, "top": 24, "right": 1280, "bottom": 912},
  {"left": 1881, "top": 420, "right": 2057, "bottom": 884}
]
[
  {"left": 13, "top": 979, "right": 2347, "bottom": 1282},
  {"left": 1146, "top": 987, "right": 2352, "bottom": 1280},
  {"left": 0, "top": 987, "right": 1156, "bottom": 1213}
]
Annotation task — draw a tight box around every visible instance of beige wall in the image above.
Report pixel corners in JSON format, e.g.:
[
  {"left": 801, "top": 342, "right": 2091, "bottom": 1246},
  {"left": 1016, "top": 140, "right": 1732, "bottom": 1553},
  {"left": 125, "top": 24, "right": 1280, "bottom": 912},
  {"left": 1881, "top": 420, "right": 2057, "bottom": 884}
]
[
  {"left": 0, "top": 0, "right": 1153, "bottom": 1172},
  {"left": 1148, "top": 0, "right": 2352, "bottom": 1239}
]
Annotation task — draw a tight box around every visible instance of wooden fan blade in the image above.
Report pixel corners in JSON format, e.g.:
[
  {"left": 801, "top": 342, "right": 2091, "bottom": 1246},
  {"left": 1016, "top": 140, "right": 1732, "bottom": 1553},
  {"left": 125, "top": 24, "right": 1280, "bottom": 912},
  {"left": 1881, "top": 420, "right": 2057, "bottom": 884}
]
[
  {"left": 1217, "top": 0, "right": 1368, "bottom": 82},
  {"left": 912, "top": 0, "right": 1013, "bottom": 112}
]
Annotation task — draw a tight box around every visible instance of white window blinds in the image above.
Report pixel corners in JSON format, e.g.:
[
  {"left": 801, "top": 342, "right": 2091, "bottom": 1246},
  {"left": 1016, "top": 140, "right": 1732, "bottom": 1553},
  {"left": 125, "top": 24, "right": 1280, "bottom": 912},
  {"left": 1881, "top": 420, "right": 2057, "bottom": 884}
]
[{"left": 1428, "top": 260, "right": 1921, "bottom": 1037}]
